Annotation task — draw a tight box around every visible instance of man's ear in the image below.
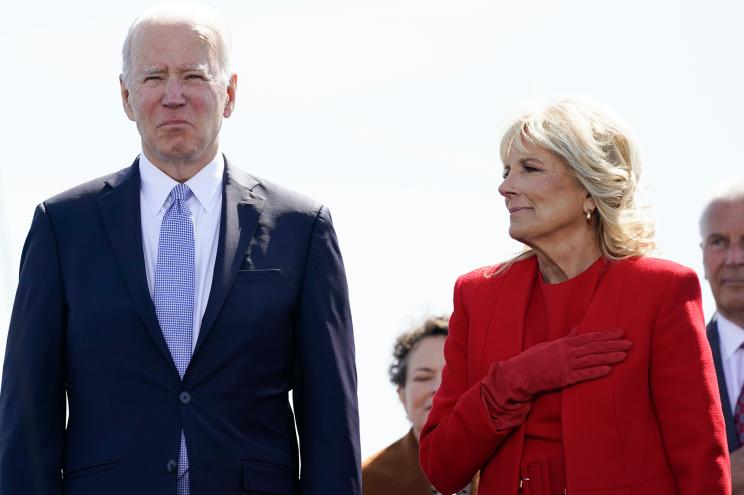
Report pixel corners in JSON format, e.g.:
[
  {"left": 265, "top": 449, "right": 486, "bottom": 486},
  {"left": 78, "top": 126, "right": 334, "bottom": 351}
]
[
  {"left": 120, "top": 75, "right": 135, "bottom": 122},
  {"left": 223, "top": 73, "right": 237, "bottom": 118}
]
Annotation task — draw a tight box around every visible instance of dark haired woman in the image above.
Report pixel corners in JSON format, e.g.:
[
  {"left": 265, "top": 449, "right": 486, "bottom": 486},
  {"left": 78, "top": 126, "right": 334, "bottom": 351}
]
[{"left": 363, "top": 316, "right": 478, "bottom": 495}]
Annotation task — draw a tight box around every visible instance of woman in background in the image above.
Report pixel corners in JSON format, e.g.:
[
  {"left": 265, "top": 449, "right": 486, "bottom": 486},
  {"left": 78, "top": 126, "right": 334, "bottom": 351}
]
[
  {"left": 363, "top": 316, "right": 478, "bottom": 495},
  {"left": 419, "top": 98, "right": 730, "bottom": 494}
]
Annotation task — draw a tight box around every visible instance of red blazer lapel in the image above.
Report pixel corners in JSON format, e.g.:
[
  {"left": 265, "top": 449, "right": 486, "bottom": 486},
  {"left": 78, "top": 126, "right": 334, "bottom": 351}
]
[
  {"left": 474, "top": 257, "right": 538, "bottom": 379},
  {"left": 562, "top": 259, "right": 630, "bottom": 488}
]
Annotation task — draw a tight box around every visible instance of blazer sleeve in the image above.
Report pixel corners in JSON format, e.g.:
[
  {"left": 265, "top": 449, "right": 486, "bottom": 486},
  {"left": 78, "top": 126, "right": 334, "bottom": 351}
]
[
  {"left": 419, "top": 275, "right": 517, "bottom": 495},
  {"left": 0, "top": 205, "right": 66, "bottom": 494},
  {"left": 292, "top": 206, "right": 361, "bottom": 494},
  {"left": 649, "top": 267, "right": 730, "bottom": 493}
]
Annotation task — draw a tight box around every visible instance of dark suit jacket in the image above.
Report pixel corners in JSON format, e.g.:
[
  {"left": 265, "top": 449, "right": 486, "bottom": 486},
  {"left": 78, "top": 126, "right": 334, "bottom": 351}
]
[
  {"left": 421, "top": 256, "right": 729, "bottom": 494},
  {"left": 0, "top": 158, "right": 361, "bottom": 494},
  {"left": 707, "top": 317, "right": 741, "bottom": 452}
]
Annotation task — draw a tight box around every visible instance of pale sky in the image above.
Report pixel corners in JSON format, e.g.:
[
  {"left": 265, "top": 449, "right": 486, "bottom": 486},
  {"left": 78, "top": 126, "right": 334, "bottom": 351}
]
[{"left": 1, "top": 0, "right": 742, "bottom": 460}]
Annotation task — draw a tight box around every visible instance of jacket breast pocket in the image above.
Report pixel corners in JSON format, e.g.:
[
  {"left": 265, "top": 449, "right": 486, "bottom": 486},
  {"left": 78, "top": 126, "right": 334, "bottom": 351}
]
[
  {"left": 234, "top": 269, "right": 288, "bottom": 283},
  {"left": 242, "top": 461, "right": 297, "bottom": 494},
  {"left": 63, "top": 459, "right": 120, "bottom": 481}
]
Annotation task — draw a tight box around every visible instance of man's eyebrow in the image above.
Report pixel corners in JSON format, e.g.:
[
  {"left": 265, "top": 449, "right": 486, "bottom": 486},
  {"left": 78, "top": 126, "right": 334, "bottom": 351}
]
[
  {"left": 138, "top": 64, "right": 213, "bottom": 77},
  {"left": 141, "top": 66, "right": 166, "bottom": 75},
  {"left": 179, "top": 64, "right": 210, "bottom": 73}
]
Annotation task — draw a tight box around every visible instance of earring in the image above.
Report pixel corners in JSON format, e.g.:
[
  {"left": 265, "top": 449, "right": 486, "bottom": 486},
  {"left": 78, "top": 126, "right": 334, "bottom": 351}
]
[{"left": 585, "top": 210, "right": 592, "bottom": 224}]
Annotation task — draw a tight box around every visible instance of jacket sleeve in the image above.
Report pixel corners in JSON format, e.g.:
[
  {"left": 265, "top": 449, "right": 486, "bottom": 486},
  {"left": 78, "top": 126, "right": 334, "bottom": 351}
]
[
  {"left": 649, "top": 268, "right": 730, "bottom": 494},
  {"left": 0, "top": 205, "right": 66, "bottom": 494},
  {"left": 293, "top": 206, "right": 361, "bottom": 494},
  {"left": 420, "top": 275, "right": 524, "bottom": 494}
]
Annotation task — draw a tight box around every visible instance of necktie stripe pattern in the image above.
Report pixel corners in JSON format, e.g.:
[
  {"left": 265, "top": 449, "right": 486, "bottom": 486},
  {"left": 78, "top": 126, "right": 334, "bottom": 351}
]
[
  {"left": 738, "top": 396, "right": 744, "bottom": 444},
  {"left": 736, "top": 342, "right": 744, "bottom": 447},
  {"left": 153, "top": 183, "right": 195, "bottom": 495}
]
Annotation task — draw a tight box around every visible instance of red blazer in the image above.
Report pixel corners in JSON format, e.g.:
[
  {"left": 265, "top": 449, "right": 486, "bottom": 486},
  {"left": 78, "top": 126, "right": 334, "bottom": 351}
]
[{"left": 420, "top": 256, "right": 730, "bottom": 495}]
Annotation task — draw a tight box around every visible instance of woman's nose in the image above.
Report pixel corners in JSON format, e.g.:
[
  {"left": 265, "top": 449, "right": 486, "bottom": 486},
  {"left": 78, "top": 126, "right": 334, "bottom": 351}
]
[
  {"left": 432, "top": 374, "right": 442, "bottom": 395},
  {"left": 498, "top": 172, "right": 516, "bottom": 198}
]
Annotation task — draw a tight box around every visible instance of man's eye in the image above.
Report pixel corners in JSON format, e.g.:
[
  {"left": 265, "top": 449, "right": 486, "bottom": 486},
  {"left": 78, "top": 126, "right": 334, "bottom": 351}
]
[
  {"left": 143, "top": 76, "right": 162, "bottom": 82},
  {"left": 709, "top": 238, "right": 728, "bottom": 248},
  {"left": 523, "top": 165, "right": 539, "bottom": 172},
  {"left": 186, "top": 74, "right": 206, "bottom": 80}
]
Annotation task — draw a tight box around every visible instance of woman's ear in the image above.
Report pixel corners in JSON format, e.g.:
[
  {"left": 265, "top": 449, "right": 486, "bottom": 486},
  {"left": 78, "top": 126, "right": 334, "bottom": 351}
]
[{"left": 583, "top": 193, "right": 596, "bottom": 214}]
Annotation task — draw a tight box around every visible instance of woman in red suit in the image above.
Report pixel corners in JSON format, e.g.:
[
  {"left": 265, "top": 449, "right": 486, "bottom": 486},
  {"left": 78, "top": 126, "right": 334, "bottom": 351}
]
[{"left": 419, "top": 98, "right": 730, "bottom": 495}]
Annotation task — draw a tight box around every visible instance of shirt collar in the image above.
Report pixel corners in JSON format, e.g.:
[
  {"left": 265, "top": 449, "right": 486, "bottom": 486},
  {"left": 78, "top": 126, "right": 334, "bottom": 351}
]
[
  {"left": 717, "top": 312, "right": 744, "bottom": 360},
  {"left": 139, "top": 152, "right": 224, "bottom": 216}
]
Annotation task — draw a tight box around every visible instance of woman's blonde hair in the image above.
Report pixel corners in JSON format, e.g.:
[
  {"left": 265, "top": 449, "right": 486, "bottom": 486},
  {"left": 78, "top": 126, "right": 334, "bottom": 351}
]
[{"left": 498, "top": 97, "right": 655, "bottom": 267}]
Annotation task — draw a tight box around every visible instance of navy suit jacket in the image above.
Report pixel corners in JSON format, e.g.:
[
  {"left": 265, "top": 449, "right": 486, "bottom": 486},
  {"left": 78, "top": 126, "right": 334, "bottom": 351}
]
[
  {"left": 0, "top": 158, "right": 361, "bottom": 494},
  {"left": 707, "top": 317, "right": 740, "bottom": 452}
]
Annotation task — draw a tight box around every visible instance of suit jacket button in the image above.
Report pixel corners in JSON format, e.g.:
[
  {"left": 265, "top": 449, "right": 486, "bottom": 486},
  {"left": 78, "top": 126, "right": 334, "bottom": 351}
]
[
  {"left": 179, "top": 391, "right": 192, "bottom": 405},
  {"left": 166, "top": 459, "right": 178, "bottom": 473}
]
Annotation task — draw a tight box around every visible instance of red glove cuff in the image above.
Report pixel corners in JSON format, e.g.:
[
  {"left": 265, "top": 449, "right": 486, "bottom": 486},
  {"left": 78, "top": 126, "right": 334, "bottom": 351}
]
[{"left": 480, "top": 362, "right": 531, "bottom": 431}]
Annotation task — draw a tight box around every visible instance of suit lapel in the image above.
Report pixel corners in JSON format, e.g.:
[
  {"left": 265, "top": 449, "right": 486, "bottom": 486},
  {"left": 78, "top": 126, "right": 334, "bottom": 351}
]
[
  {"left": 577, "top": 258, "right": 623, "bottom": 333},
  {"left": 97, "top": 159, "right": 176, "bottom": 370},
  {"left": 707, "top": 318, "right": 739, "bottom": 451},
  {"left": 477, "top": 257, "right": 537, "bottom": 377},
  {"left": 562, "top": 259, "right": 628, "bottom": 484},
  {"left": 193, "top": 160, "right": 265, "bottom": 355}
]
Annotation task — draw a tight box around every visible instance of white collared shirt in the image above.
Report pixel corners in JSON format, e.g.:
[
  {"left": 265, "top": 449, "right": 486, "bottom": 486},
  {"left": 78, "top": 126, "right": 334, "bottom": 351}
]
[
  {"left": 139, "top": 152, "right": 223, "bottom": 351},
  {"left": 717, "top": 313, "right": 744, "bottom": 414}
]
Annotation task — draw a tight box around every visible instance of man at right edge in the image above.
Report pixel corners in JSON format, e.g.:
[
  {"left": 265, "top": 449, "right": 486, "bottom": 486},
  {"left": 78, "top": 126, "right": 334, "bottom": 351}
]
[{"left": 701, "top": 178, "right": 744, "bottom": 494}]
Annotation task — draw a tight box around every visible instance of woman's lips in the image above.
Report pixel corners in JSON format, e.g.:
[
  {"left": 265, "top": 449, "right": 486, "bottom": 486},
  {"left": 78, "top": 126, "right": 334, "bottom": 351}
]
[{"left": 508, "top": 206, "right": 531, "bottom": 214}]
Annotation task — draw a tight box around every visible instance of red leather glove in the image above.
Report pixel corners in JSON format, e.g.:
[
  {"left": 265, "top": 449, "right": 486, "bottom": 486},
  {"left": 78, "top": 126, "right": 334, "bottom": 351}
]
[{"left": 480, "top": 329, "right": 631, "bottom": 430}]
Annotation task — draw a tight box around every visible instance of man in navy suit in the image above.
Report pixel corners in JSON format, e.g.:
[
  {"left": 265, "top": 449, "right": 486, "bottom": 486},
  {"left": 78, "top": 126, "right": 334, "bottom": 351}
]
[
  {"left": 701, "top": 178, "right": 744, "bottom": 494},
  {"left": 0, "top": 4, "right": 361, "bottom": 494}
]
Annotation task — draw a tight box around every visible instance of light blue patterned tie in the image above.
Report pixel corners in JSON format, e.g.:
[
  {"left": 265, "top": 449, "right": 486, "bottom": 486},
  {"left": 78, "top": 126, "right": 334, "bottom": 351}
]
[{"left": 153, "top": 183, "right": 194, "bottom": 495}]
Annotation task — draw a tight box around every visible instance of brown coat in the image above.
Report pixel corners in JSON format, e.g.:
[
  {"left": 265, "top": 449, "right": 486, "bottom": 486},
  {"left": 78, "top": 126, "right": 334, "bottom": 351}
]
[{"left": 363, "top": 429, "right": 478, "bottom": 495}]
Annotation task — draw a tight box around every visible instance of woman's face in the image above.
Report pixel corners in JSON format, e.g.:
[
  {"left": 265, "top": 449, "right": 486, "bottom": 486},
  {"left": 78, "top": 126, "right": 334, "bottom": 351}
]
[
  {"left": 398, "top": 335, "right": 446, "bottom": 441},
  {"left": 498, "top": 140, "right": 594, "bottom": 248}
]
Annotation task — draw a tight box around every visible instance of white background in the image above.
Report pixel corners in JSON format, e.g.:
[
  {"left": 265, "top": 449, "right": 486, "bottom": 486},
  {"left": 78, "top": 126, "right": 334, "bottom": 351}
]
[{"left": 1, "top": 0, "right": 742, "bottom": 459}]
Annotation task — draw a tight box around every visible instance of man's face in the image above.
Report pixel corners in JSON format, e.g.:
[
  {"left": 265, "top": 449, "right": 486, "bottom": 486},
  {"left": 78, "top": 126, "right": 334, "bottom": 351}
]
[
  {"left": 120, "top": 22, "right": 236, "bottom": 167},
  {"left": 702, "top": 199, "right": 744, "bottom": 321}
]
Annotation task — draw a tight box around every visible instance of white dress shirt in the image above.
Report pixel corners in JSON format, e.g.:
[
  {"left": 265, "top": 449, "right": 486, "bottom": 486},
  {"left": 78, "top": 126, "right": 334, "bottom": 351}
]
[
  {"left": 139, "top": 152, "right": 223, "bottom": 351},
  {"left": 717, "top": 312, "right": 744, "bottom": 414}
]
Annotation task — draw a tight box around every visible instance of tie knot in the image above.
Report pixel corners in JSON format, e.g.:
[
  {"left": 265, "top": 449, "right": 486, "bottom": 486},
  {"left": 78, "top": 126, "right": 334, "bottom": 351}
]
[{"left": 169, "top": 183, "right": 193, "bottom": 203}]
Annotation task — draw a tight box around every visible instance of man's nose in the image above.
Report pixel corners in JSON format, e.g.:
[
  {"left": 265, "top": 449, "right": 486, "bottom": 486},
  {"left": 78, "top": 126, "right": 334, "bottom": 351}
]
[
  {"left": 162, "top": 77, "right": 186, "bottom": 107},
  {"left": 725, "top": 243, "right": 744, "bottom": 265}
]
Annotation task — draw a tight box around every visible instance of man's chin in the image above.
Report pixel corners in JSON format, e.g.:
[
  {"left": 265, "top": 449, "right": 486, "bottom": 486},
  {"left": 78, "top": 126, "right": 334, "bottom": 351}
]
[
  {"left": 719, "top": 292, "right": 744, "bottom": 315},
  {"left": 151, "top": 145, "right": 203, "bottom": 164}
]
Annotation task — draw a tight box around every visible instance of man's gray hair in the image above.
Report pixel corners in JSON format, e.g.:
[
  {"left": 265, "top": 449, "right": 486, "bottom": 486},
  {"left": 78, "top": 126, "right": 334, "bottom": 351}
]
[
  {"left": 121, "top": 2, "right": 233, "bottom": 86},
  {"left": 699, "top": 177, "right": 744, "bottom": 235}
]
